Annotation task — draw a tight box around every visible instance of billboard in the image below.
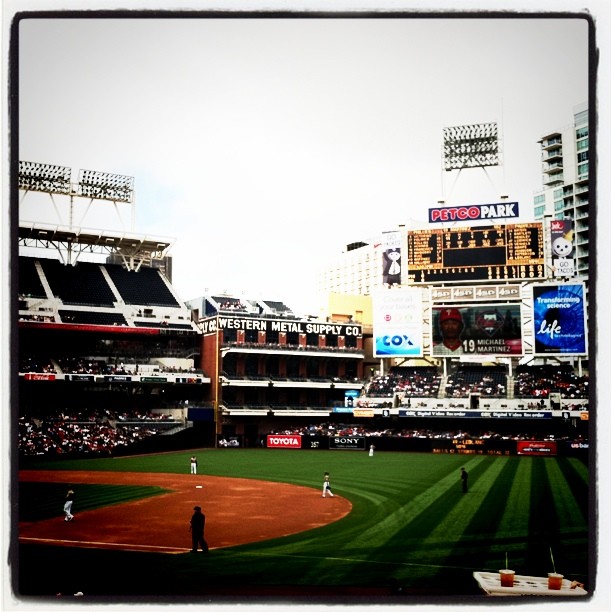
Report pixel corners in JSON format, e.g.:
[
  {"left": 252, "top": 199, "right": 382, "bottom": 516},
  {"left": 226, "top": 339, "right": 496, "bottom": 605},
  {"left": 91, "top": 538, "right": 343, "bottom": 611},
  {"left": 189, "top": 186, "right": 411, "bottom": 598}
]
[
  {"left": 550, "top": 219, "right": 575, "bottom": 277},
  {"left": 381, "top": 231, "right": 402, "bottom": 286},
  {"left": 406, "top": 222, "right": 545, "bottom": 283},
  {"left": 428, "top": 202, "right": 519, "bottom": 223},
  {"left": 532, "top": 284, "right": 587, "bottom": 355},
  {"left": 267, "top": 435, "right": 302, "bottom": 449},
  {"left": 373, "top": 288, "right": 424, "bottom": 357},
  {"left": 431, "top": 304, "right": 523, "bottom": 357},
  {"left": 517, "top": 440, "right": 558, "bottom": 456}
]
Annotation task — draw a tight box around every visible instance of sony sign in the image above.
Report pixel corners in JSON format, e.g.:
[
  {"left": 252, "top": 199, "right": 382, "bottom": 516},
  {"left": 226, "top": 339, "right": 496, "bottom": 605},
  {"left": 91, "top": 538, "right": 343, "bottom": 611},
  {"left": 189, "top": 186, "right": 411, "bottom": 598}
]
[{"left": 329, "top": 436, "right": 366, "bottom": 450}]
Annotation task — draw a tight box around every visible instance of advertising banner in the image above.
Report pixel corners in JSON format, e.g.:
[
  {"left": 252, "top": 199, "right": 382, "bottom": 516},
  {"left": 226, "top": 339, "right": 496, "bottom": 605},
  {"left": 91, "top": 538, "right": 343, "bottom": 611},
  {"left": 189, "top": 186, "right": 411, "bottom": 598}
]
[
  {"left": 266, "top": 434, "right": 302, "bottom": 449},
  {"left": 399, "top": 409, "right": 552, "bottom": 419},
  {"left": 431, "top": 304, "right": 522, "bottom": 357},
  {"left": 373, "top": 288, "right": 424, "bottom": 357},
  {"left": 532, "top": 284, "right": 587, "bottom": 355},
  {"left": 329, "top": 436, "right": 366, "bottom": 450},
  {"left": 428, "top": 202, "right": 519, "bottom": 223},
  {"left": 550, "top": 219, "right": 575, "bottom": 277},
  {"left": 517, "top": 440, "right": 558, "bottom": 456},
  {"left": 24, "top": 373, "right": 56, "bottom": 381},
  {"left": 344, "top": 390, "right": 360, "bottom": 407},
  {"left": 382, "top": 231, "right": 402, "bottom": 286}
]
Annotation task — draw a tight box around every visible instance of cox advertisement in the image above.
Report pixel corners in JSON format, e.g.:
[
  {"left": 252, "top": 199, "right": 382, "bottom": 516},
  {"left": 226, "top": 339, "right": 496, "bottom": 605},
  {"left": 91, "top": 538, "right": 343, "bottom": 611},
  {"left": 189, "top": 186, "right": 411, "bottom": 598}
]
[
  {"left": 373, "top": 288, "right": 424, "bottom": 357},
  {"left": 431, "top": 304, "right": 523, "bottom": 357},
  {"left": 532, "top": 284, "right": 587, "bottom": 355}
]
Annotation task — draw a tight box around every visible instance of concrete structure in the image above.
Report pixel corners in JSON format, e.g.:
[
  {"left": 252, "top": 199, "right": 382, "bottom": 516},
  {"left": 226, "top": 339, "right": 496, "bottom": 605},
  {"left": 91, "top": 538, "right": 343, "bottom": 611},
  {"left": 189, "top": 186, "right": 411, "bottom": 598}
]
[{"left": 534, "top": 102, "right": 590, "bottom": 279}]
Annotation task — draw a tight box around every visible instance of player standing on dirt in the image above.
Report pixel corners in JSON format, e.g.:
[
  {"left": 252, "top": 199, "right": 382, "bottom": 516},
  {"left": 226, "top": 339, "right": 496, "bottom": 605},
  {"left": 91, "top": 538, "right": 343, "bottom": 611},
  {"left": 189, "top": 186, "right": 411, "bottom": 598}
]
[{"left": 322, "top": 471, "right": 334, "bottom": 497}]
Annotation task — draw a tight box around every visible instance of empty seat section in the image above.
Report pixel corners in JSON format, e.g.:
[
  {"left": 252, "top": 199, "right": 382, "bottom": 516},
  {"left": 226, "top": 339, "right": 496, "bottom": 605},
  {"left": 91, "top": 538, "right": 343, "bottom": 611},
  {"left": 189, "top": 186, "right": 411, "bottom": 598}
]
[
  {"left": 39, "top": 259, "right": 115, "bottom": 306},
  {"left": 59, "top": 310, "right": 127, "bottom": 326},
  {"left": 105, "top": 265, "right": 180, "bottom": 307},
  {"left": 19, "top": 257, "right": 47, "bottom": 298}
]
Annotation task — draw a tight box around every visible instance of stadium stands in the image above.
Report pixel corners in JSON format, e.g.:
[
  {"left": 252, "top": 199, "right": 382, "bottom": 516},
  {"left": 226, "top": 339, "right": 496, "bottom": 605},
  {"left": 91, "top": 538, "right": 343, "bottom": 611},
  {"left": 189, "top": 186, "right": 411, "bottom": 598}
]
[
  {"left": 39, "top": 258, "right": 116, "bottom": 306},
  {"left": 105, "top": 264, "right": 181, "bottom": 307}
]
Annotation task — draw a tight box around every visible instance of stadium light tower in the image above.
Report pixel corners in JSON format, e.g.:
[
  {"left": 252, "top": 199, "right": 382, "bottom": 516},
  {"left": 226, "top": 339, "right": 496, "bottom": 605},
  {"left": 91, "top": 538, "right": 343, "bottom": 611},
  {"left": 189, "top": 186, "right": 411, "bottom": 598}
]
[
  {"left": 78, "top": 169, "right": 134, "bottom": 203},
  {"left": 443, "top": 122, "right": 499, "bottom": 171},
  {"left": 18, "top": 161, "right": 72, "bottom": 194},
  {"left": 440, "top": 122, "right": 504, "bottom": 205},
  {"left": 19, "top": 161, "right": 138, "bottom": 265}
]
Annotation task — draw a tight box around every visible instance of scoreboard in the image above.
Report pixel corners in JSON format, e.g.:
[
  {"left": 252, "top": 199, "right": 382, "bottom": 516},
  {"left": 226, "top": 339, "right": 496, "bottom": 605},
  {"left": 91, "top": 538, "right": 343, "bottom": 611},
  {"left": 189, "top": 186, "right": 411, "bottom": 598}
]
[{"left": 406, "top": 222, "right": 545, "bottom": 283}]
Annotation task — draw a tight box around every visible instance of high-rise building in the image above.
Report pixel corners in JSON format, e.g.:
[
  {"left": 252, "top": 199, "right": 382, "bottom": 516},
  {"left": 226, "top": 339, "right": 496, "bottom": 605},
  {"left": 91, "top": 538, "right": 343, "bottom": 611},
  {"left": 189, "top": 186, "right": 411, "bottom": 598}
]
[{"left": 533, "top": 102, "right": 589, "bottom": 278}]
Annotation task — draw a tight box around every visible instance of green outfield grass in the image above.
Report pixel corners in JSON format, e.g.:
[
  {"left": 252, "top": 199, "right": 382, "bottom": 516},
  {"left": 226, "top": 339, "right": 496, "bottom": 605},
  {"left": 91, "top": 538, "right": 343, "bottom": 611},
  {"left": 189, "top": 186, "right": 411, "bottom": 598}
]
[{"left": 16, "top": 449, "right": 591, "bottom": 602}]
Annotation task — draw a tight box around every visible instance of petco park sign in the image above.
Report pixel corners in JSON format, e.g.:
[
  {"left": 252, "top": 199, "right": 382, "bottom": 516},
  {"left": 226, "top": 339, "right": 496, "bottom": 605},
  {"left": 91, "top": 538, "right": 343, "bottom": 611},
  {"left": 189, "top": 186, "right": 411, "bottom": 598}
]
[
  {"left": 428, "top": 202, "right": 519, "bottom": 223},
  {"left": 267, "top": 435, "right": 302, "bottom": 449}
]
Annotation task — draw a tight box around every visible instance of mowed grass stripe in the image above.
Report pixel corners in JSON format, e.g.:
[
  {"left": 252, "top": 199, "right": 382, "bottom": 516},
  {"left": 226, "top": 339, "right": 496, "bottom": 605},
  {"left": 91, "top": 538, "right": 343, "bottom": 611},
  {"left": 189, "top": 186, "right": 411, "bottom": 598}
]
[
  {"left": 19, "top": 482, "right": 170, "bottom": 521},
  {"left": 495, "top": 457, "right": 533, "bottom": 541},
  {"left": 545, "top": 458, "right": 588, "bottom": 531}
]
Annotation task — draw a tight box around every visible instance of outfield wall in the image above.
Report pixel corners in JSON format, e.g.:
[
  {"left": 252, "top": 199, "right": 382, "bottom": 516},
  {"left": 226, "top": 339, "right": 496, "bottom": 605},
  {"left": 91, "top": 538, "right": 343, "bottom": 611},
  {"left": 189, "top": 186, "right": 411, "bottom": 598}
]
[{"left": 261, "top": 434, "right": 587, "bottom": 458}]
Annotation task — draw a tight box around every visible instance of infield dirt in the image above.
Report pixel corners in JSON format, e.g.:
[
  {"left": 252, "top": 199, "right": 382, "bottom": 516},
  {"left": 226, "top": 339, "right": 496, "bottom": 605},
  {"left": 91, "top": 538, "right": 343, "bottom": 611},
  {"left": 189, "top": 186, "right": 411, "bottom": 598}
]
[{"left": 19, "top": 470, "right": 352, "bottom": 553}]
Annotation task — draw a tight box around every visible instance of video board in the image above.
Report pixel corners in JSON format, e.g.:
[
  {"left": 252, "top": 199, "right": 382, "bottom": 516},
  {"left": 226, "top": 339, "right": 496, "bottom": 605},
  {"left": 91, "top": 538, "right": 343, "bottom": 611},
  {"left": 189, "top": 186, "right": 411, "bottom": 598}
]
[
  {"left": 406, "top": 222, "right": 545, "bottom": 283},
  {"left": 431, "top": 304, "right": 523, "bottom": 357}
]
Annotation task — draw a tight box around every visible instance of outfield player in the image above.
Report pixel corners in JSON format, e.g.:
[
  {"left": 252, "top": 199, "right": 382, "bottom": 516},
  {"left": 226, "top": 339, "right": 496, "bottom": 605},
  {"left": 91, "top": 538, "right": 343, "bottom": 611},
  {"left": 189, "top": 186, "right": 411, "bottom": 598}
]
[
  {"left": 322, "top": 471, "right": 334, "bottom": 497},
  {"left": 190, "top": 455, "right": 198, "bottom": 474},
  {"left": 63, "top": 489, "right": 75, "bottom": 521},
  {"left": 460, "top": 467, "right": 468, "bottom": 493}
]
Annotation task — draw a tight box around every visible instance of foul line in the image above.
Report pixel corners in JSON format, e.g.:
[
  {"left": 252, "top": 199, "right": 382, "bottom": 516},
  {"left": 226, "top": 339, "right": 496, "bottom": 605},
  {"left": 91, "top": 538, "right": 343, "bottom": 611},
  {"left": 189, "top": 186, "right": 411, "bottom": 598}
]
[
  {"left": 237, "top": 551, "right": 483, "bottom": 572},
  {"left": 19, "top": 536, "right": 191, "bottom": 554}
]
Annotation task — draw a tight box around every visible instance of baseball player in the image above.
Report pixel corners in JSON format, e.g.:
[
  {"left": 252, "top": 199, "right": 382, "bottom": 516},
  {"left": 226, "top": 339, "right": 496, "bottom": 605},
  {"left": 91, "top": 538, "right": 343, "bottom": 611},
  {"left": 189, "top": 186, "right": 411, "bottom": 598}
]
[
  {"left": 322, "top": 471, "right": 334, "bottom": 497},
  {"left": 64, "top": 489, "right": 75, "bottom": 521},
  {"left": 190, "top": 455, "right": 198, "bottom": 474},
  {"left": 435, "top": 307, "right": 465, "bottom": 355}
]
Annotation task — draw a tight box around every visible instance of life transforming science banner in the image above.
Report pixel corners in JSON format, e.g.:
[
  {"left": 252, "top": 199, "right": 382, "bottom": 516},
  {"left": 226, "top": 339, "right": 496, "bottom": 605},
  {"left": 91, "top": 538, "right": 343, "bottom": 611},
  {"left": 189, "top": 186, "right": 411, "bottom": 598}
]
[
  {"left": 373, "top": 288, "right": 424, "bottom": 357},
  {"left": 532, "top": 284, "right": 587, "bottom": 355}
]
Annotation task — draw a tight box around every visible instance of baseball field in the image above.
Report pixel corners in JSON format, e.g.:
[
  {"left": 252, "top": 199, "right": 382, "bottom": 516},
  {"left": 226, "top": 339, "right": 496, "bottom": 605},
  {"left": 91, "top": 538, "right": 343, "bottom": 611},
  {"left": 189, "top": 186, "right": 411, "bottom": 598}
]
[{"left": 15, "top": 448, "right": 592, "bottom": 603}]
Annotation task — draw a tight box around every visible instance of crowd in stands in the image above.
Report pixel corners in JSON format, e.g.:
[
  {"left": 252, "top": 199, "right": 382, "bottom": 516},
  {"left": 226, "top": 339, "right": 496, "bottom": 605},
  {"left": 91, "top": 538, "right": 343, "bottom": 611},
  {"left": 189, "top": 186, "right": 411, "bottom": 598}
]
[
  {"left": 266, "top": 422, "right": 587, "bottom": 443},
  {"left": 445, "top": 366, "right": 507, "bottom": 398},
  {"left": 19, "top": 357, "right": 204, "bottom": 377},
  {"left": 18, "top": 409, "right": 180, "bottom": 456},
  {"left": 216, "top": 299, "right": 247, "bottom": 312},
  {"left": 360, "top": 365, "right": 587, "bottom": 401},
  {"left": 364, "top": 368, "right": 441, "bottom": 398},
  {"left": 513, "top": 365, "right": 589, "bottom": 399}
]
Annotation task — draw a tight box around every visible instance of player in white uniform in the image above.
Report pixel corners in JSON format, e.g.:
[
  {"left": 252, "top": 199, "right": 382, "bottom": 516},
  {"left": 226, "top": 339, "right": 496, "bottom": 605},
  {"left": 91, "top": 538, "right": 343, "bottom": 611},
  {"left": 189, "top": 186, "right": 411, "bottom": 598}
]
[{"left": 322, "top": 471, "right": 334, "bottom": 497}]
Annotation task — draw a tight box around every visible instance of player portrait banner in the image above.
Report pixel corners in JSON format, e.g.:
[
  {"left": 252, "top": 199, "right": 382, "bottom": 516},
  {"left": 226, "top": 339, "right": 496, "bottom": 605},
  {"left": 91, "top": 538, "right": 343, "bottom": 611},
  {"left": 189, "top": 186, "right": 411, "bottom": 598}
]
[
  {"left": 431, "top": 304, "right": 523, "bottom": 357},
  {"left": 381, "top": 231, "right": 402, "bottom": 286},
  {"left": 550, "top": 219, "right": 575, "bottom": 277},
  {"left": 532, "top": 284, "right": 587, "bottom": 355},
  {"left": 373, "top": 288, "right": 424, "bottom": 357}
]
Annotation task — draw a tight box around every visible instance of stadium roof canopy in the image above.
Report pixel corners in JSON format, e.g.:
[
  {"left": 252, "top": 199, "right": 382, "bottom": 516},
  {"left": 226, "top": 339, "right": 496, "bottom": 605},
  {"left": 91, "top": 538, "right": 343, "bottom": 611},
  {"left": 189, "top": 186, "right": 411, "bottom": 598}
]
[{"left": 18, "top": 222, "right": 174, "bottom": 271}]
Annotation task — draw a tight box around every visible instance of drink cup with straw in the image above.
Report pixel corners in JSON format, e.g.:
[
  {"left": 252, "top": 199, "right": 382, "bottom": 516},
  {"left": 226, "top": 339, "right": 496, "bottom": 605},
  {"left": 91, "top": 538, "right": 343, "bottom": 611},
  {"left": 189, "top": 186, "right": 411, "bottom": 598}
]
[
  {"left": 499, "top": 552, "right": 514, "bottom": 587},
  {"left": 548, "top": 547, "right": 563, "bottom": 590}
]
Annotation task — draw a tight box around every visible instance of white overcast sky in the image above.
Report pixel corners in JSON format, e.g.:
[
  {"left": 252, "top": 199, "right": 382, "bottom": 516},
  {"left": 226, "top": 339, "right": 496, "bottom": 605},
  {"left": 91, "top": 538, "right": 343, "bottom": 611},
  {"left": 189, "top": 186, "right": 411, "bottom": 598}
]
[{"left": 9, "top": 3, "right": 601, "bottom": 315}]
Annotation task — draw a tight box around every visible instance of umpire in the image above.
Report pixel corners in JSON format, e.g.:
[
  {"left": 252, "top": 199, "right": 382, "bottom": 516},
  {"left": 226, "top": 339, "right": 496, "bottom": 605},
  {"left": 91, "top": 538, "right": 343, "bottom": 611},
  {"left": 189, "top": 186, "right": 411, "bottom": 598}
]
[{"left": 189, "top": 506, "right": 209, "bottom": 553}]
